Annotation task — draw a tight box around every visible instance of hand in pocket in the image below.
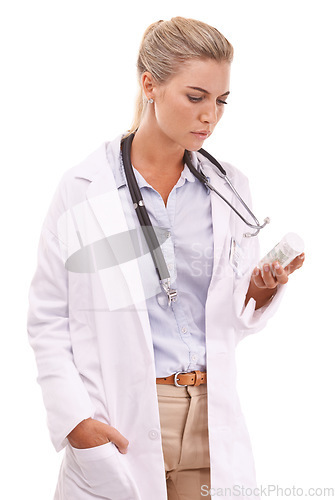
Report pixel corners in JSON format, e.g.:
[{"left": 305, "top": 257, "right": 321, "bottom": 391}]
[{"left": 67, "top": 418, "right": 129, "bottom": 454}]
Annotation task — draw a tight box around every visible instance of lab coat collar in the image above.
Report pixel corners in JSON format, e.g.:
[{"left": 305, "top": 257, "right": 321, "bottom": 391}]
[{"left": 72, "top": 134, "right": 123, "bottom": 183}]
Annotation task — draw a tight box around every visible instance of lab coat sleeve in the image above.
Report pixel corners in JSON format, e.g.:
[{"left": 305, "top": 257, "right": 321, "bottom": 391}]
[
  {"left": 27, "top": 199, "right": 95, "bottom": 452},
  {"left": 233, "top": 265, "right": 286, "bottom": 343},
  {"left": 229, "top": 173, "right": 286, "bottom": 342}
]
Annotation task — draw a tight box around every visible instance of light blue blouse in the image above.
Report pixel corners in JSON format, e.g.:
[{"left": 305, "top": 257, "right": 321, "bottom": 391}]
[{"left": 107, "top": 143, "right": 214, "bottom": 377}]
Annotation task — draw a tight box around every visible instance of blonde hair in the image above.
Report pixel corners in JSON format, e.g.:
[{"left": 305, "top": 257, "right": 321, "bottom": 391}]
[{"left": 128, "top": 17, "right": 234, "bottom": 134}]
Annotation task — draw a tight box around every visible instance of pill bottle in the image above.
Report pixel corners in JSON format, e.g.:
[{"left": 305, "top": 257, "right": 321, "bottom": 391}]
[{"left": 259, "top": 232, "right": 304, "bottom": 269}]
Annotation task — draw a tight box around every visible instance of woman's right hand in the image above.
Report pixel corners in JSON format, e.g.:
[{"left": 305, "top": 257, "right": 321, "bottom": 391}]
[{"left": 67, "top": 418, "right": 129, "bottom": 454}]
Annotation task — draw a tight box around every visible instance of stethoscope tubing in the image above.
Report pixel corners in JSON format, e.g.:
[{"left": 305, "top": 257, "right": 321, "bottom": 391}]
[
  {"left": 121, "top": 132, "right": 270, "bottom": 302},
  {"left": 183, "top": 149, "right": 270, "bottom": 237},
  {"left": 121, "top": 134, "right": 171, "bottom": 281}
]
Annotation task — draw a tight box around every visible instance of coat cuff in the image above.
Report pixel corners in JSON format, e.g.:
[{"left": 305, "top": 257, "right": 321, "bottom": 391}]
[
  {"left": 56, "top": 407, "right": 96, "bottom": 452},
  {"left": 234, "top": 273, "right": 286, "bottom": 341}
]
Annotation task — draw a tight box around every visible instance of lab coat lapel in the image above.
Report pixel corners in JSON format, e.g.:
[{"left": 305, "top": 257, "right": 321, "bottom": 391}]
[
  {"left": 83, "top": 145, "right": 152, "bottom": 347},
  {"left": 200, "top": 161, "right": 234, "bottom": 279}
]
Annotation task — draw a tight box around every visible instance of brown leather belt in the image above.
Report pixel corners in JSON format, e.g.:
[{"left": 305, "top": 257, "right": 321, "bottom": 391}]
[{"left": 156, "top": 370, "right": 207, "bottom": 387}]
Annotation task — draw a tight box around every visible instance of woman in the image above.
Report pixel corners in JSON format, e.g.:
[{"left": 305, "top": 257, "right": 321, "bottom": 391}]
[{"left": 27, "top": 17, "right": 304, "bottom": 500}]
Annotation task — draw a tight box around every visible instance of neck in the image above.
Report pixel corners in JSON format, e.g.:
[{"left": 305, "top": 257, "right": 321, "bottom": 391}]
[{"left": 130, "top": 121, "right": 185, "bottom": 177}]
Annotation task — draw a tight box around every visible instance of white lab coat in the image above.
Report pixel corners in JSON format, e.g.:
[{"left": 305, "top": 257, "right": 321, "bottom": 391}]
[{"left": 27, "top": 134, "right": 285, "bottom": 500}]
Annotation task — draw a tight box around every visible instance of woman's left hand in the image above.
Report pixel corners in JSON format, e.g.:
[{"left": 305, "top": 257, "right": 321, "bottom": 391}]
[
  {"left": 246, "top": 253, "right": 305, "bottom": 309},
  {"left": 252, "top": 252, "right": 305, "bottom": 290}
]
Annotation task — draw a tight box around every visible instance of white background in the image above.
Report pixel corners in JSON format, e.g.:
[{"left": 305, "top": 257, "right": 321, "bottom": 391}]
[{"left": 1, "top": 0, "right": 334, "bottom": 498}]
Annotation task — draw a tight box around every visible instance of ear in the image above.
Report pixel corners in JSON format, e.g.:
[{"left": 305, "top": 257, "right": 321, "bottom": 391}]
[{"left": 141, "top": 71, "right": 157, "bottom": 101}]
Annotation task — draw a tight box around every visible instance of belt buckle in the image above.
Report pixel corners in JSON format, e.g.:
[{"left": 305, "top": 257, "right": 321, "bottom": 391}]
[{"left": 174, "top": 371, "right": 188, "bottom": 387}]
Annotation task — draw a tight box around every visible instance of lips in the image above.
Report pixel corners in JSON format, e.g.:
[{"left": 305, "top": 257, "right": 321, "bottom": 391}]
[{"left": 191, "top": 131, "right": 210, "bottom": 139}]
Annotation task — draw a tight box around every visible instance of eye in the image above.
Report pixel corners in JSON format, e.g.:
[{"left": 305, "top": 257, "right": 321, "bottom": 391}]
[
  {"left": 187, "top": 95, "right": 203, "bottom": 103},
  {"left": 187, "top": 94, "right": 228, "bottom": 106}
]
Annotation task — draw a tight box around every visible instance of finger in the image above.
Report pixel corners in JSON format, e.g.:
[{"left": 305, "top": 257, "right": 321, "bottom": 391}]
[
  {"left": 106, "top": 426, "right": 129, "bottom": 454},
  {"left": 252, "top": 267, "right": 266, "bottom": 289},
  {"left": 272, "top": 262, "right": 288, "bottom": 285},
  {"left": 285, "top": 253, "right": 305, "bottom": 275},
  {"left": 261, "top": 264, "right": 278, "bottom": 289}
]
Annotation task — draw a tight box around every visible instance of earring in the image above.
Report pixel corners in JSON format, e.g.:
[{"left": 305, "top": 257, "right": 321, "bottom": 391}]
[{"left": 147, "top": 98, "right": 154, "bottom": 104}]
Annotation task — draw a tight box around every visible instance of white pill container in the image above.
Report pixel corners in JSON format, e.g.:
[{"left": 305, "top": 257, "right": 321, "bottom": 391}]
[{"left": 259, "top": 232, "right": 304, "bottom": 269}]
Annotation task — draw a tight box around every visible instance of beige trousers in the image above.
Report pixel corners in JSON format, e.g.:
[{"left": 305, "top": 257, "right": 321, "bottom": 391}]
[{"left": 156, "top": 382, "right": 211, "bottom": 500}]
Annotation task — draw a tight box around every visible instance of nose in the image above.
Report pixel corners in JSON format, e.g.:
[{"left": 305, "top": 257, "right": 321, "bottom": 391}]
[{"left": 200, "top": 101, "right": 219, "bottom": 125}]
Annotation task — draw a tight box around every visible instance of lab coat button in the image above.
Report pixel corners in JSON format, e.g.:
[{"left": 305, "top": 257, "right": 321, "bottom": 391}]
[{"left": 148, "top": 429, "right": 159, "bottom": 440}]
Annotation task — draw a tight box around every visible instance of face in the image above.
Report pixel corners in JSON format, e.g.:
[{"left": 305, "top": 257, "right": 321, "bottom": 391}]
[{"left": 144, "top": 58, "right": 231, "bottom": 151}]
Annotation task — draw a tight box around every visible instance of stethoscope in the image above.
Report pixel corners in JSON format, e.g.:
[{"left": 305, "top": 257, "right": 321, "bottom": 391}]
[{"left": 121, "top": 132, "right": 270, "bottom": 306}]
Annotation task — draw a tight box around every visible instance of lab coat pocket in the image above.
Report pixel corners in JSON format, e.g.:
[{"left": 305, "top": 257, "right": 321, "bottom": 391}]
[
  {"left": 71, "top": 442, "right": 136, "bottom": 499},
  {"left": 229, "top": 237, "right": 249, "bottom": 278}
]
